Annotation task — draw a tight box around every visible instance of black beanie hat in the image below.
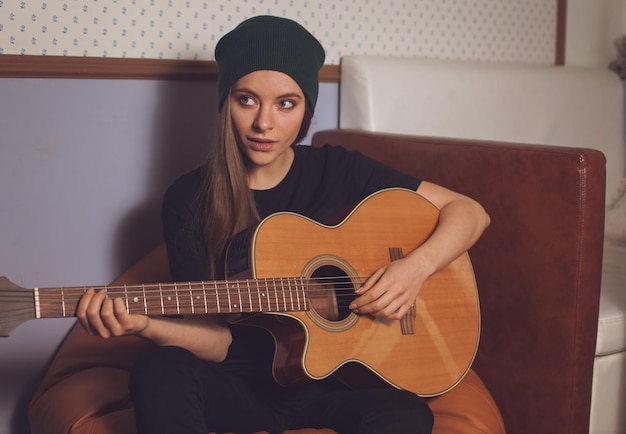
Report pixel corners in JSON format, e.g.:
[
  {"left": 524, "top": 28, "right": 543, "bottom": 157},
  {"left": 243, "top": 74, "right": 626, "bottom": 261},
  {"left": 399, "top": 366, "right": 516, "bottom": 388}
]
[{"left": 215, "top": 16, "right": 326, "bottom": 113}]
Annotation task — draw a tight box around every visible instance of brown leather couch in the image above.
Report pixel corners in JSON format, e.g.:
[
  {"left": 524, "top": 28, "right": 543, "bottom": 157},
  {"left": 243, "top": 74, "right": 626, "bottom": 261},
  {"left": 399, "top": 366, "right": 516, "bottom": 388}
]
[{"left": 29, "top": 129, "right": 605, "bottom": 434}]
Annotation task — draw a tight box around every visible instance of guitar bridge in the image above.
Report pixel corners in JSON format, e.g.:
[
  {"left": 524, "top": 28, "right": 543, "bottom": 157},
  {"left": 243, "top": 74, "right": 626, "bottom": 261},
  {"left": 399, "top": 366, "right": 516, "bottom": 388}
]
[{"left": 389, "top": 247, "right": 416, "bottom": 335}]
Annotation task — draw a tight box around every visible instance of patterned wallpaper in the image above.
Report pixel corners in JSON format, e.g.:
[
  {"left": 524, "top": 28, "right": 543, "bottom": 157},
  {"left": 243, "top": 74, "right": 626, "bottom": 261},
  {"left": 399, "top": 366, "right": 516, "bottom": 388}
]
[{"left": 0, "top": 0, "right": 558, "bottom": 65}]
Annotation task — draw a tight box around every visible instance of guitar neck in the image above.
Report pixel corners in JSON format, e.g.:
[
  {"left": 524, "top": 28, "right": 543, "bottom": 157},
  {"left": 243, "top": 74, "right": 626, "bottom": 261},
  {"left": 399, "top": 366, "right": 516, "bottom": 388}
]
[{"left": 34, "top": 277, "right": 310, "bottom": 319}]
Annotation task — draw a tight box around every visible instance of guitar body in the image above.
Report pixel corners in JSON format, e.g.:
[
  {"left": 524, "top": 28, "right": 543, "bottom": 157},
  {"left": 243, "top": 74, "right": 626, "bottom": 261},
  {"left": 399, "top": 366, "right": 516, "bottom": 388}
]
[{"left": 230, "top": 188, "right": 480, "bottom": 397}]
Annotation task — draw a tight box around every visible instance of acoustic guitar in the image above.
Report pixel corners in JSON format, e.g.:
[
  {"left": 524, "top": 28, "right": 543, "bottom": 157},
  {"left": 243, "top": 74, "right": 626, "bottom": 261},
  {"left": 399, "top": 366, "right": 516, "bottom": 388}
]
[{"left": 0, "top": 188, "right": 480, "bottom": 397}]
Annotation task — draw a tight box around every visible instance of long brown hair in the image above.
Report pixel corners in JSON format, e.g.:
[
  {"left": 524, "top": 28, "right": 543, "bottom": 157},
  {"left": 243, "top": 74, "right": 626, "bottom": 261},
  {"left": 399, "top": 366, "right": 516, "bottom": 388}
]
[{"left": 195, "top": 94, "right": 314, "bottom": 278}]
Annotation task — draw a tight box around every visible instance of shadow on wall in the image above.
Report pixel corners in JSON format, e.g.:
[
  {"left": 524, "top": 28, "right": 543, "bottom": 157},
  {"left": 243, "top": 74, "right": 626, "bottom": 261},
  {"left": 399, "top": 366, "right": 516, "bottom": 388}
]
[
  {"left": 111, "top": 79, "right": 217, "bottom": 277},
  {"left": 7, "top": 79, "right": 217, "bottom": 434}
]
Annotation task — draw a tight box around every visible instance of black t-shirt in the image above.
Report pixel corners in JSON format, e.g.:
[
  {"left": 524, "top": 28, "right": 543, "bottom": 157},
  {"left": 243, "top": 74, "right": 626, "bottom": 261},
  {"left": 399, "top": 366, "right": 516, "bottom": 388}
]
[
  {"left": 161, "top": 144, "right": 421, "bottom": 374},
  {"left": 163, "top": 143, "right": 421, "bottom": 282}
]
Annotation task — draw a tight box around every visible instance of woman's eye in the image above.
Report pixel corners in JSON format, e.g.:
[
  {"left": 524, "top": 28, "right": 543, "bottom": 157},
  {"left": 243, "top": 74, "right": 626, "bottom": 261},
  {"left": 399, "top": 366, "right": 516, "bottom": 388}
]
[
  {"left": 239, "top": 96, "right": 255, "bottom": 106},
  {"left": 280, "top": 100, "right": 295, "bottom": 109}
]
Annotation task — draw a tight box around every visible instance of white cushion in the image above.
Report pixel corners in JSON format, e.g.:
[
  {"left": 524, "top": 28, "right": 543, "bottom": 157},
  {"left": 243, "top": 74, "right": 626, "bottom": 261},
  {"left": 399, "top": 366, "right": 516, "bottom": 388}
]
[
  {"left": 590, "top": 351, "right": 626, "bottom": 433},
  {"left": 339, "top": 55, "right": 625, "bottom": 206},
  {"left": 605, "top": 179, "right": 626, "bottom": 243},
  {"left": 596, "top": 241, "right": 626, "bottom": 356}
]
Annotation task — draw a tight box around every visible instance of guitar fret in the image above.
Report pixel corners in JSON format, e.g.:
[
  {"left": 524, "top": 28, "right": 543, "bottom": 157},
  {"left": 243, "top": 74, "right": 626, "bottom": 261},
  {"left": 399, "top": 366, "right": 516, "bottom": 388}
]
[
  {"left": 288, "top": 278, "right": 294, "bottom": 310},
  {"left": 298, "top": 278, "right": 304, "bottom": 310},
  {"left": 271, "top": 278, "right": 278, "bottom": 311},
  {"left": 196, "top": 285, "right": 203, "bottom": 311},
  {"left": 176, "top": 282, "right": 193, "bottom": 315},
  {"left": 141, "top": 284, "right": 148, "bottom": 314},
  {"left": 226, "top": 281, "right": 232, "bottom": 312},
  {"left": 256, "top": 280, "right": 263, "bottom": 311},
  {"left": 291, "top": 277, "right": 302, "bottom": 310},
  {"left": 201, "top": 282, "right": 208, "bottom": 313},
  {"left": 290, "top": 278, "right": 296, "bottom": 309},
  {"left": 265, "top": 279, "right": 271, "bottom": 312},
  {"left": 193, "top": 283, "right": 204, "bottom": 313},
  {"left": 265, "top": 280, "right": 271, "bottom": 311},
  {"left": 293, "top": 278, "right": 301, "bottom": 309},
  {"left": 260, "top": 280, "right": 266, "bottom": 311},
  {"left": 61, "top": 288, "right": 66, "bottom": 317},
  {"left": 123, "top": 285, "right": 129, "bottom": 313},
  {"left": 174, "top": 283, "right": 180, "bottom": 314},
  {"left": 213, "top": 282, "right": 222, "bottom": 313},
  {"left": 158, "top": 283, "right": 165, "bottom": 314},
  {"left": 270, "top": 279, "right": 276, "bottom": 310},
  {"left": 280, "top": 278, "right": 286, "bottom": 311},
  {"left": 188, "top": 282, "right": 194, "bottom": 314},
  {"left": 161, "top": 283, "right": 178, "bottom": 314},
  {"left": 123, "top": 286, "right": 140, "bottom": 314},
  {"left": 302, "top": 279, "right": 308, "bottom": 310},
  {"left": 236, "top": 281, "right": 242, "bottom": 311},
  {"left": 246, "top": 280, "right": 253, "bottom": 311}
]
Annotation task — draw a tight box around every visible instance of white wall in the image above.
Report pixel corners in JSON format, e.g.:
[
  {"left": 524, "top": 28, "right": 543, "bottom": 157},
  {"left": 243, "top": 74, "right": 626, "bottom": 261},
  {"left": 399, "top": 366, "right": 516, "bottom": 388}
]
[
  {"left": 0, "top": 77, "right": 338, "bottom": 434},
  {"left": 566, "top": 0, "right": 626, "bottom": 67}
]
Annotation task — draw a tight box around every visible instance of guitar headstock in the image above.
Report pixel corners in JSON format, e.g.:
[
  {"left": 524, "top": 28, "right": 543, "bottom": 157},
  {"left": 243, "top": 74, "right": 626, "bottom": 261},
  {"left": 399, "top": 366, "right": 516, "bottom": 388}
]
[{"left": 0, "top": 276, "right": 35, "bottom": 337}]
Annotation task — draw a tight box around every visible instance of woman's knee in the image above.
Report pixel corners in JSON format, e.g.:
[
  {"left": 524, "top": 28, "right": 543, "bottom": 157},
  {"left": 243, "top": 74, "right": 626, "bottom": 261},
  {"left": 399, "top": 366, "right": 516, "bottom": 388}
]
[
  {"left": 363, "top": 389, "right": 434, "bottom": 434},
  {"left": 394, "top": 390, "right": 434, "bottom": 428},
  {"left": 129, "top": 346, "right": 206, "bottom": 397},
  {"left": 129, "top": 346, "right": 218, "bottom": 433}
]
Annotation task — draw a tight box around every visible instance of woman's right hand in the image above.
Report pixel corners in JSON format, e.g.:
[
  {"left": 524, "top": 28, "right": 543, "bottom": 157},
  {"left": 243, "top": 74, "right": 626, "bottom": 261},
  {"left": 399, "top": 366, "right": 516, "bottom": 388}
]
[
  {"left": 77, "top": 287, "right": 149, "bottom": 338},
  {"left": 77, "top": 288, "right": 233, "bottom": 361}
]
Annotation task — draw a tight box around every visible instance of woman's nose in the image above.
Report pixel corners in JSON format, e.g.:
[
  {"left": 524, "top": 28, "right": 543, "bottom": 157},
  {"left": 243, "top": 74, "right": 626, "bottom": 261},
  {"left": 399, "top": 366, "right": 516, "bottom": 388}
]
[{"left": 253, "top": 105, "right": 273, "bottom": 131}]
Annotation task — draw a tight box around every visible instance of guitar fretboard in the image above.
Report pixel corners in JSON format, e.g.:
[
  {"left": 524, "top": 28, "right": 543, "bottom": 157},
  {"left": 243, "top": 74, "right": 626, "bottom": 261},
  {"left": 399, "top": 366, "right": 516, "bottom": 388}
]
[{"left": 33, "top": 277, "right": 310, "bottom": 319}]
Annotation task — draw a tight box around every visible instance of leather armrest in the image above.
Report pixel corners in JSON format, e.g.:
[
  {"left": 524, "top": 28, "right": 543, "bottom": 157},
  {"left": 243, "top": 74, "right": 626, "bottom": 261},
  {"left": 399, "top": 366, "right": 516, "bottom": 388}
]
[{"left": 312, "top": 129, "right": 605, "bottom": 434}]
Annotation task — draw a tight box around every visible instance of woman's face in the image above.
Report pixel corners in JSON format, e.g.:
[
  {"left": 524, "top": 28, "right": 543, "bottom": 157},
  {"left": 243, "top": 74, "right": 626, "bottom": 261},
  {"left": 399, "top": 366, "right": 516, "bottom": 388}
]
[{"left": 229, "top": 70, "right": 306, "bottom": 183}]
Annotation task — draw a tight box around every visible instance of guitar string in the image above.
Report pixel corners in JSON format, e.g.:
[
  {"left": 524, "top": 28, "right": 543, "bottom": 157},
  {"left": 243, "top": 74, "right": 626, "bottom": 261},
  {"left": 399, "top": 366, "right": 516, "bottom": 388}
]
[
  {"left": 27, "top": 275, "right": 369, "bottom": 314},
  {"left": 32, "top": 288, "right": 362, "bottom": 304},
  {"left": 32, "top": 275, "right": 366, "bottom": 296}
]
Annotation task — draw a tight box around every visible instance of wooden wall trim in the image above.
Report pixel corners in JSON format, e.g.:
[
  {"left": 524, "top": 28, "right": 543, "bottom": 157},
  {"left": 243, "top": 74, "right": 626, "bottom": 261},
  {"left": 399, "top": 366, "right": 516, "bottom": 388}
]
[
  {"left": 0, "top": 55, "right": 340, "bottom": 82},
  {"left": 555, "top": 0, "right": 567, "bottom": 65}
]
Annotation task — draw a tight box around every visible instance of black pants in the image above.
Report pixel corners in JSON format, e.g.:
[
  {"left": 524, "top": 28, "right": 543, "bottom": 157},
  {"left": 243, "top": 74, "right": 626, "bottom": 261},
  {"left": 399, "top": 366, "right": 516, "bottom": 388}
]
[{"left": 129, "top": 345, "right": 433, "bottom": 434}]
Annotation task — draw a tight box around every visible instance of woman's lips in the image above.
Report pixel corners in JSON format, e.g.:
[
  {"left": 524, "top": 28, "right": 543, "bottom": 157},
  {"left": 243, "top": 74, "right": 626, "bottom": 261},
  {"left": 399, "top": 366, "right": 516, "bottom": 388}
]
[{"left": 248, "top": 137, "right": 276, "bottom": 151}]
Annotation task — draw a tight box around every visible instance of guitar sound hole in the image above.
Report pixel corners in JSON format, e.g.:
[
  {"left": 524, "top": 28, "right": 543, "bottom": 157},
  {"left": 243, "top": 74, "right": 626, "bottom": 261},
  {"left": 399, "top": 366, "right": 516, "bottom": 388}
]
[{"left": 309, "top": 265, "right": 354, "bottom": 321}]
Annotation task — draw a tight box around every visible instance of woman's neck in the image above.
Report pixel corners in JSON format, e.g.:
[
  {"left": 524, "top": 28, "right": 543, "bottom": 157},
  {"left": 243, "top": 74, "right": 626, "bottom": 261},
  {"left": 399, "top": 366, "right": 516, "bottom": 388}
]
[{"left": 247, "top": 146, "right": 295, "bottom": 191}]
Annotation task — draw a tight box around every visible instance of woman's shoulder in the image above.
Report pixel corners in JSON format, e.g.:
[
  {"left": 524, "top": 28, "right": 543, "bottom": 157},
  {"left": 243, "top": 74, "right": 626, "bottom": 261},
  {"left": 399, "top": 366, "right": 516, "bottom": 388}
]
[
  {"left": 294, "top": 142, "right": 353, "bottom": 155},
  {"left": 170, "top": 166, "right": 204, "bottom": 187},
  {"left": 163, "top": 166, "right": 204, "bottom": 207},
  {"left": 293, "top": 143, "right": 363, "bottom": 166}
]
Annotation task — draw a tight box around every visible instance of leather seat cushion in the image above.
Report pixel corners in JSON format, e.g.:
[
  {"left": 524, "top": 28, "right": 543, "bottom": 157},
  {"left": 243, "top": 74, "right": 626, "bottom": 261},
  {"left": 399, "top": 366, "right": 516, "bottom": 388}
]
[{"left": 30, "top": 324, "right": 504, "bottom": 434}]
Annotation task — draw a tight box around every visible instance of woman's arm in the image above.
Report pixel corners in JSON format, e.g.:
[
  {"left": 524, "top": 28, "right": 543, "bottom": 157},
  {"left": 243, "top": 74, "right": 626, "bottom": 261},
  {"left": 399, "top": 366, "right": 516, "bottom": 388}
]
[
  {"left": 349, "top": 181, "right": 490, "bottom": 319},
  {"left": 76, "top": 289, "right": 232, "bottom": 362}
]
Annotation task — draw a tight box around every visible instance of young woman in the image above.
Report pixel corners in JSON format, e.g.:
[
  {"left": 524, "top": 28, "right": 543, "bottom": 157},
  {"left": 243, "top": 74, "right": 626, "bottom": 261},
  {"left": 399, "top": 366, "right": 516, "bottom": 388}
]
[{"left": 77, "top": 15, "right": 490, "bottom": 434}]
